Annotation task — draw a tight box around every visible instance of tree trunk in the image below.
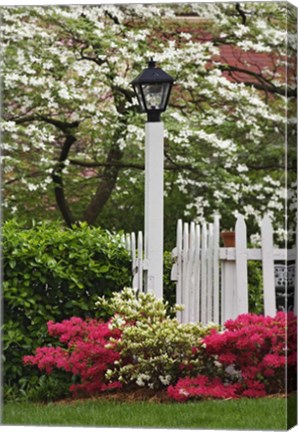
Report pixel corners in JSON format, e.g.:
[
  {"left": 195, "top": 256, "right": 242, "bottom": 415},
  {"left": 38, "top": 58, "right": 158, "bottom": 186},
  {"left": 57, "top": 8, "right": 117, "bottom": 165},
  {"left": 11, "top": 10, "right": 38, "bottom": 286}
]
[
  {"left": 52, "top": 134, "right": 76, "bottom": 227},
  {"left": 83, "top": 145, "right": 123, "bottom": 225}
]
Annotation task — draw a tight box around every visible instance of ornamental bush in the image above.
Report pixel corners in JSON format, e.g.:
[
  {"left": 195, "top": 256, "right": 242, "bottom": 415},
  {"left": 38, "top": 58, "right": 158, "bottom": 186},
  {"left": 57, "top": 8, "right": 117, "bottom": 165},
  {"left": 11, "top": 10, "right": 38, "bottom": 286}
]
[
  {"left": 97, "top": 288, "right": 217, "bottom": 390},
  {"left": 23, "top": 317, "right": 122, "bottom": 398},
  {"left": 168, "top": 312, "right": 297, "bottom": 402},
  {"left": 3, "top": 219, "right": 131, "bottom": 389},
  {"left": 23, "top": 289, "right": 216, "bottom": 398}
]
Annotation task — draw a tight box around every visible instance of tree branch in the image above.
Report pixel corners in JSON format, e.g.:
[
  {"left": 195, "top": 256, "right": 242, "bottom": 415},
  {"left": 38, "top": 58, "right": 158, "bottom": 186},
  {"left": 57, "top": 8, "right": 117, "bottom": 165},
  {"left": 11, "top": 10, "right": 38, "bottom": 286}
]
[
  {"left": 39, "top": 116, "right": 80, "bottom": 133},
  {"left": 69, "top": 158, "right": 144, "bottom": 170},
  {"left": 8, "top": 114, "right": 81, "bottom": 132},
  {"left": 219, "top": 65, "right": 296, "bottom": 97},
  {"left": 69, "top": 158, "right": 197, "bottom": 172},
  {"left": 235, "top": 3, "right": 247, "bottom": 25},
  {"left": 78, "top": 46, "right": 107, "bottom": 67}
]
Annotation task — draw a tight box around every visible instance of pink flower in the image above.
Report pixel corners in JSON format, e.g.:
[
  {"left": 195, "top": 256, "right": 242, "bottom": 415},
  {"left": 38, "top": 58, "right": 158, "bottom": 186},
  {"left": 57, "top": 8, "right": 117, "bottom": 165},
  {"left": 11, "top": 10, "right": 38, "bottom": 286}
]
[
  {"left": 23, "top": 317, "right": 122, "bottom": 397},
  {"left": 167, "top": 375, "right": 240, "bottom": 401},
  {"left": 218, "top": 353, "right": 236, "bottom": 364},
  {"left": 262, "top": 354, "right": 285, "bottom": 368}
]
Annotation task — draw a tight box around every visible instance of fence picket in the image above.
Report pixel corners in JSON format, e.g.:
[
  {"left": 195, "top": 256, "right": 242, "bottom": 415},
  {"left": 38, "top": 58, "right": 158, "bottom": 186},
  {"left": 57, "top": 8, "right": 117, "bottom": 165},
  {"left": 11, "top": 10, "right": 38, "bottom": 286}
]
[
  {"left": 201, "top": 223, "right": 207, "bottom": 325},
  {"left": 261, "top": 216, "right": 276, "bottom": 316},
  {"left": 194, "top": 225, "right": 201, "bottom": 322},
  {"left": 188, "top": 222, "right": 196, "bottom": 322},
  {"left": 235, "top": 214, "right": 248, "bottom": 314},
  {"left": 182, "top": 223, "right": 189, "bottom": 323},
  {"left": 213, "top": 215, "right": 220, "bottom": 324},
  {"left": 207, "top": 223, "right": 213, "bottom": 322},
  {"left": 130, "top": 232, "right": 137, "bottom": 290},
  {"left": 137, "top": 231, "right": 143, "bottom": 292},
  {"left": 176, "top": 219, "right": 183, "bottom": 322},
  {"left": 125, "top": 233, "right": 131, "bottom": 251}
]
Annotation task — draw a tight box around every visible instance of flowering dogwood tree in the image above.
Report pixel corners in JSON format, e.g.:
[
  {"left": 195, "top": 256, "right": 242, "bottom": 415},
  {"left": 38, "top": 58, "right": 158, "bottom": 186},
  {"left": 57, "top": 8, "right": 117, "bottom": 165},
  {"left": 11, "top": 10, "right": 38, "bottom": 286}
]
[{"left": 1, "top": 3, "right": 296, "bottom": 244}]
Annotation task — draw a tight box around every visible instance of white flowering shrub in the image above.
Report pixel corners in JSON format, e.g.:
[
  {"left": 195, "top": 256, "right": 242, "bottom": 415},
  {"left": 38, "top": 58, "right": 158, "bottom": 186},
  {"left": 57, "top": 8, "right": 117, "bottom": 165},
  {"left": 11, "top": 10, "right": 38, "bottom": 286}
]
[{"left": 96, "top": 288, "right": 217, "bottom": 390}]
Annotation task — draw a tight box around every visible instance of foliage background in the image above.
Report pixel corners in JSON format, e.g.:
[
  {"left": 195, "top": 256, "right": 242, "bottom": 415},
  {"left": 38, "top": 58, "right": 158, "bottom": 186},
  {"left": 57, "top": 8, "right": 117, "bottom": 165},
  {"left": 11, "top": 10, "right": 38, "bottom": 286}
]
[{"left": 2, "top": 3, "right": 296, "bottom": 248}]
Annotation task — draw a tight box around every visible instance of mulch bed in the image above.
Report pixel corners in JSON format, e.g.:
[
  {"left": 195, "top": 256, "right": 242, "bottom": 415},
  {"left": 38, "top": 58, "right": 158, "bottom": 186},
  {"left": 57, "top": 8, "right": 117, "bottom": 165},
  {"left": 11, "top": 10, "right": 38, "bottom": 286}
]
[
  {"left": 55, "top": 388, "right": 293, "bottom": 406},
  {"left": 56, "top": 387, "right": 172, "bottom": 405},
  {"left": 96, "top": 387, "right": 172, "bottom": 403}
]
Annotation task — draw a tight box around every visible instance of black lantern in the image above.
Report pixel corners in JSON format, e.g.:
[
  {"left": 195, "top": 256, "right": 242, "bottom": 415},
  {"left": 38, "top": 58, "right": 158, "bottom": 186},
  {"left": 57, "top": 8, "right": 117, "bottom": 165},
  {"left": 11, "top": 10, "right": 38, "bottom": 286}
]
[{"left": 131, "top": 58, "right": 174, "bottom": 122}]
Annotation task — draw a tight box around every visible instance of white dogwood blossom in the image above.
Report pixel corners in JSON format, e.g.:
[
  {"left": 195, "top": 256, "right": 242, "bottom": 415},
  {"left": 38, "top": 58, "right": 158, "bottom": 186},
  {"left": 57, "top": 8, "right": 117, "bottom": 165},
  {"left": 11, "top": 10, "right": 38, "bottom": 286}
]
[{"left": 1, "top": 3, "right": 295, "bottom": 244}]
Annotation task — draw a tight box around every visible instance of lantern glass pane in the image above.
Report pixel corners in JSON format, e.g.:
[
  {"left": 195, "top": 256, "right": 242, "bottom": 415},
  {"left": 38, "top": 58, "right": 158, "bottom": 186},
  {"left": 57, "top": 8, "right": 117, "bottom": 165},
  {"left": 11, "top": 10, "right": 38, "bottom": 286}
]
[
  {"left": 142, "top": 83, "right": 170, "bottom": 110},
  {"left": 160, "top": 83, "right": 171, "bottom": 108},
  {"left": 134, "top": 84, "right": 145, "bottom": 111}
]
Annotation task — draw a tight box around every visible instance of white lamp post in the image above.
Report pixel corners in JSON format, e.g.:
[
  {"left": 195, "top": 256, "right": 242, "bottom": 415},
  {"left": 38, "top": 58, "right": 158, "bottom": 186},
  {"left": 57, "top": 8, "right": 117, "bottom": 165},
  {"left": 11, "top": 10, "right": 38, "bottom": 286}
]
[{"left": 131, "top": 58, "right": 174, "bottom": 298}]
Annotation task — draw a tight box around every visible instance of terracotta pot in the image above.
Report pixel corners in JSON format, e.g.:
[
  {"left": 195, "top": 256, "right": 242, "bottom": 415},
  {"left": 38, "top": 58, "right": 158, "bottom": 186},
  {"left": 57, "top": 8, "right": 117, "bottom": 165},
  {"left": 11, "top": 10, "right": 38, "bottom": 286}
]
[{"left": 220, "top": 231, "right": 235, "bottom": 247}]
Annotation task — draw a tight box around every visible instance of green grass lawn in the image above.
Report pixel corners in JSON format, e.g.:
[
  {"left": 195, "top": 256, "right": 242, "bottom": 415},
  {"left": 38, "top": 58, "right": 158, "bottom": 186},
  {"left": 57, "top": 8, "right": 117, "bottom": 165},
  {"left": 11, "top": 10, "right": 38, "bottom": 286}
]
[{"left": 2, "top": 396, "right": 290, "bottom": 429}]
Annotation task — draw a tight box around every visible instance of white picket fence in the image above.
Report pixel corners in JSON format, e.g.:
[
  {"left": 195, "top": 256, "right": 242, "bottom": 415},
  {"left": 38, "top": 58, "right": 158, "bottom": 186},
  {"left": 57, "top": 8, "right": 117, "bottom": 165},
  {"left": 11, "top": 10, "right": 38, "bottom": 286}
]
[
  {"left": 123, "top": 213, "right": 296, "bottom": 325},
  {"left": 171, "top": 215, "right": 220, "bottom": 324},
  {"left": 171, "top": 214, "right": 296, "bottom": 325}
]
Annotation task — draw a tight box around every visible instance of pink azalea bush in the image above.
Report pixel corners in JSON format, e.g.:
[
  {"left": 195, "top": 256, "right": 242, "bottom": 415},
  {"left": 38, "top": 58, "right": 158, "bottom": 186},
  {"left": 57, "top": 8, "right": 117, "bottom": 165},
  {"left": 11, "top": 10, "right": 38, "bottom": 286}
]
[
  {"left": 167, "top": 312, "right": 297, "bottom": 402},
  {"left": 23, "top": 317, "right": 122, "bottom": 397}
]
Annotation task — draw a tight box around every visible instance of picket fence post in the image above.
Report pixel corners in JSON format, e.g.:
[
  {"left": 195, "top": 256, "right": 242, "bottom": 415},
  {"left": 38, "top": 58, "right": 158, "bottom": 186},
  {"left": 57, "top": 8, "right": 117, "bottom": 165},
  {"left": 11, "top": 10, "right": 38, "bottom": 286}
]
[{"left": 221, "top": 247, "right": 237, "bottom": 323}]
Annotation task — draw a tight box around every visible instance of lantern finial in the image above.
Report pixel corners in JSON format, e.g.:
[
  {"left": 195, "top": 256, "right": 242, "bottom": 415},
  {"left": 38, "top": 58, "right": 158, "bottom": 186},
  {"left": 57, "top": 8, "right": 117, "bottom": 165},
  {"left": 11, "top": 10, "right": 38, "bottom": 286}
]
[{"left": 148, "top": 58, "right": 156, "bottom": 68}]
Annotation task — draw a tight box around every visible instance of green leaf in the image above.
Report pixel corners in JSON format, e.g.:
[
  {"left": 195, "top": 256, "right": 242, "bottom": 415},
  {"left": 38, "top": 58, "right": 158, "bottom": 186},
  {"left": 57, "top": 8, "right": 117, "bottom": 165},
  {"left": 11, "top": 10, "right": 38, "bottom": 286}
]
[
  {"left": 9, "top": 260, "right": 16, "bottom": 269},
  {"left": 99, "top": 265, "right": 110, "bottom": 273}
]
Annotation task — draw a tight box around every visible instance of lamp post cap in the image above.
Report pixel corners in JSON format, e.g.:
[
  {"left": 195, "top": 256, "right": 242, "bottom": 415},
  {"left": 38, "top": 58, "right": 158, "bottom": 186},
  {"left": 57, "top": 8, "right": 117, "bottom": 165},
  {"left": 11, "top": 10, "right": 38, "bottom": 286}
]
[{"left": 148, "top": 58, "right": 156, "bottom": 68}]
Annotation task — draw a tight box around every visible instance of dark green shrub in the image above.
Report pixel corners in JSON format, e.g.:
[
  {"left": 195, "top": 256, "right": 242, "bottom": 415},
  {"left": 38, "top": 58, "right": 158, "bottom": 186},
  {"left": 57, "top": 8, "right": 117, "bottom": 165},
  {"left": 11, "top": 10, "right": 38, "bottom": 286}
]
[
  {"left": 25, "top": 374, "right": 72, "bottom": 403},
  {"left": 248, "top": 261, "right": 264, "bottom": 314},
  {"left": 3, "top": 219, "right": 131, "bottom": 391}
]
